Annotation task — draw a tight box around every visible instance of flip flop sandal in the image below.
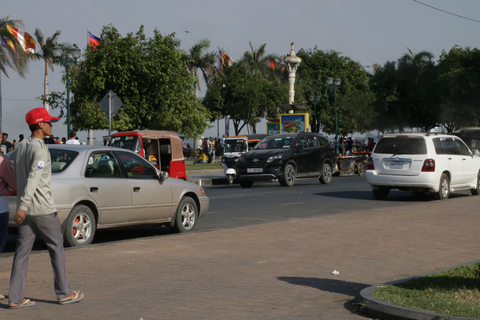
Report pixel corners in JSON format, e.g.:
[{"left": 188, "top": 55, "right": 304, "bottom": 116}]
[
  {"left": 58, "top": 290, "right": 84, "bottom": 305},
  {"left": 9, "top": 298, "right": 36, "bottom": 309}
]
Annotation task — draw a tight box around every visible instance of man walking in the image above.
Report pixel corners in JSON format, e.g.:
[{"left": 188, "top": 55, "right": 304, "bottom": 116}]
[{"left": 8, "top": 108, "right": 84, "bottom": 309}]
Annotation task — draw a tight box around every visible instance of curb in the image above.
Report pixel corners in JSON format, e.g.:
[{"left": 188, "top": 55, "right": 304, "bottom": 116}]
[{"left": 355, "top": 260, "right": 480, "bottom": 320}]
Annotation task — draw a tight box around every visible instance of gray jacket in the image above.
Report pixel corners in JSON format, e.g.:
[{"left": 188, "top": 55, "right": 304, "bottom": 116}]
[{"left": 15, "top": 137, "right": 56, "bottom": 215}]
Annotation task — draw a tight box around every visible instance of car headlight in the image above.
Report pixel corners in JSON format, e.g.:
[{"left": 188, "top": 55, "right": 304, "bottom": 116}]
[
  {"left": 222, "top": 157, "right": 226, "bottom": 163},
  {"left": 238, "top": 157, "right": 245, "bottom": 163},
  {"left": 267, "top": 154, "right": 283, "bottom": 163}
]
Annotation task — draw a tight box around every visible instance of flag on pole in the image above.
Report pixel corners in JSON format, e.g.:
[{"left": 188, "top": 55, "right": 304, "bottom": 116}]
[
  {"left": 218, "top": 50, "right": 235, "bottom": 70},
  {"left": 88, "top": 32, "right": 101, "bottom": 49},
  {"left": 269, "top": 60, "right": 276, "bottom": 70},
  {"left": 5, "top": 24, "right": 36, "bottom": 53}
]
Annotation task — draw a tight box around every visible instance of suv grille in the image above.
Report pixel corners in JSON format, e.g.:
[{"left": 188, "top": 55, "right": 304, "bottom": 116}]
[{"left": 245, "top": 159, "right": 267, "bottom": 167}]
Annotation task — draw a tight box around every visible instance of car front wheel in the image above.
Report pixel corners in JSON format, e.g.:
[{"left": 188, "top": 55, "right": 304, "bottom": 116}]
[
  {"left": 471, "top": 171, "right": 480, "bottom": 195},
  {"left": 319, "top": 161, "right": 333, "bottom": 184},
  {"left": 240, "top": 180, "right": 253, "bottom": 188},
  {"left": 63, "top": 205, "right": 96, "bottom": 247},
  {"left": 433, "top": 173, "right": 450, "bottom": 200},
  {"left": 172, "top": 196, "right": 198, "bottom": 233},
  {"left": 280, "top": 164, "right": 296, "bottom": 187}
]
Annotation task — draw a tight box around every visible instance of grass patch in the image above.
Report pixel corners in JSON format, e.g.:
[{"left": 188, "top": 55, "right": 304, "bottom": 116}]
[
  {"left": 374, "top": 261, "right": 480, "bottom": 318},
  {"left": 185, "top": 162, "right": 223, "bottom": 171}
]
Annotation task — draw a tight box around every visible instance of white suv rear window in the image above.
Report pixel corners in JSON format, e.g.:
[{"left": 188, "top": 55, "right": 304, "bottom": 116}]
[{"left": 374, "top": 136, "right": 427, "bottom": 155}]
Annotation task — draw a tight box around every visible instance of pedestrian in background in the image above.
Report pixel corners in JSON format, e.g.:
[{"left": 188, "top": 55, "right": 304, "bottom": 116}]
[
  {"left": 8, "top": 108, "right": 84, "bottom": 309},
  {"left": 66, "top": 131, "right": 80, "bottom": 145},
  {"left": 0, "top": 151, "right": 16, "bottom": 300}
]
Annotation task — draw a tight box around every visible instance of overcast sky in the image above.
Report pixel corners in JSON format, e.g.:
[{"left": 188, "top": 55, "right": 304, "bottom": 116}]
[{"left": 3, "top": 0, "right": 480, "bottom": 143}]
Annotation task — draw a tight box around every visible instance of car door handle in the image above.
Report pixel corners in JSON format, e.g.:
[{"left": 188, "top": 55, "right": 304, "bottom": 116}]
[
  {"left": 90, "top": 187, "right": 98, "bottom": 192},
  {"left": 133, "top": 187, "right": 141, "bottom": 192}
]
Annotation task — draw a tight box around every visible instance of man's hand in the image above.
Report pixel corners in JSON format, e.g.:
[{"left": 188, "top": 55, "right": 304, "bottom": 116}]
[{"left": 14, "top": 209, "right": 26, "bottom": 225}]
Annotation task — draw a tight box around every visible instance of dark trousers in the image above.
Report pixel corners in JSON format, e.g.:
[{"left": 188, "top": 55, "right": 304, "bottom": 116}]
[{"left": 9, "top": 213, "right": 71, "bottom": 303}]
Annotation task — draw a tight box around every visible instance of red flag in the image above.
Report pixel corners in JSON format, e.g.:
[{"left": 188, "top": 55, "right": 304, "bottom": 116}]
[
  {"left": 88, "top": 32, "right": 101, "bottom": 50},
  {"left": 270, "top": 60, "right": 275, "bottom": 70}
]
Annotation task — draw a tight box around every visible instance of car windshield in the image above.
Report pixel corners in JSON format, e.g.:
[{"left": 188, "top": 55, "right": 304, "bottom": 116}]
[
  {"left": 49, "top": 149, "right": 79, "bottom": 173},
  {"left": 111, "top": 135, "right": 141, "bottom": 153},
  {"left": 374, "top": 136, "right": 427, "bottom": 155},
  {"left": 224, "top": 139, "right": 248, "bottom": 153},
  {"left": 254, "top": 136, "right": 295, "bottom": 150}
]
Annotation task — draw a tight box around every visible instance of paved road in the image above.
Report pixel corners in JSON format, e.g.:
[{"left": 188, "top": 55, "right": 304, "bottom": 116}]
[{"left": 1, "top": 191, "right": 480, "bottom": 319}]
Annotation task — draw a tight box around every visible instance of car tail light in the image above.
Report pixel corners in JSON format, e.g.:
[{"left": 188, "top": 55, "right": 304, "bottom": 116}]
[
  {"left": 422, "top": 159, "right": 435, "bottom": 172},
  {"left": 366, "top": 157, "right": 374, "bottom": 170}
]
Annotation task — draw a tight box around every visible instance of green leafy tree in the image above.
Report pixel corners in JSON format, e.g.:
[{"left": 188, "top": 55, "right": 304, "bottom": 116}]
[
  {"left": 370, "top": 49, "right": 440, "bottom": 132},
  {"left": 203, "top": 62, "right": 285, "bottom": 135},
  {"left": 296, "top": 47, "right": 374, "bottom": 136},
  {"left": 437, "top": 46, "right": 480, "bottom": 132},
  {"left": 50, "top": 24, "right": 209, "bottom": 138},
  {"left": 396, "top": 49, "right": 440, "bottom": 131},
  {"left": 33, "top": 28, "right": 64, "bottom": 112},
  {"left": 0, "top": 17, "right": 30, "bottom": 133}
]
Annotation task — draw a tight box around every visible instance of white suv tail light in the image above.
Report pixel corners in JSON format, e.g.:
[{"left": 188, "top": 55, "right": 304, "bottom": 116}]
[
  {"left": 367, "top": 157, "right": 374, "bottom": 170},
  {"left": 421, "top": 159, "right": 435, "bottom": 172}
]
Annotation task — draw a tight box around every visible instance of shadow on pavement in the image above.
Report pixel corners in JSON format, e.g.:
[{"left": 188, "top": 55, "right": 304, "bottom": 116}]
[{"left": 277, "top": 276, "right": 370, "bottom": 296}]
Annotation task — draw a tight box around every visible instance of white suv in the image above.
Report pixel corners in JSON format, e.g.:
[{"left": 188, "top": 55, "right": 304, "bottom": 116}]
[{"left": 366, "top": 133, "right": 480, "bottom": 200}]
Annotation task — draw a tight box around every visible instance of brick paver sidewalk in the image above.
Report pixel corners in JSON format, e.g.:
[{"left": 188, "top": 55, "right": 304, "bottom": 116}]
[{"left": 1, "top": 196, "right": 479, "bottom": 320}]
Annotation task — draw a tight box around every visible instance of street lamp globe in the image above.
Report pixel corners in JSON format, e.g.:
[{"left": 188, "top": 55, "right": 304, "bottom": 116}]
[
  {"left": 70, "top": 47, "right": 81, "bottom": 59},
  {"left": 52, "top": 46, "right": 63, "bottom": 58}
]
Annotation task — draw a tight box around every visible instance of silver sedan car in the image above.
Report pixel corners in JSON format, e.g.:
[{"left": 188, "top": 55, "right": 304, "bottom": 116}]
[{"left": 8, "top": 145, "right": 209, "bottom": 247}]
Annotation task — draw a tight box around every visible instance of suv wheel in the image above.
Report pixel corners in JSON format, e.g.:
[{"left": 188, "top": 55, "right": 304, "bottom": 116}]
[
  {"left": 372, "top": 188, "right": 389, "bottom": 200},
  {"left": 471, "top": 171, "right": 480, "bottom": 195},
  {"left": 433, "top": 173, "right": 450, "bottom": 200},
  {"left": 319, "top": 161, "right": 333, "bottom": 184},
  {"left": 240, "top": 180, "right": 253, "bottom": 188},
  {"left": 280, "top": 164, "right": 296, "bottom": 187}
]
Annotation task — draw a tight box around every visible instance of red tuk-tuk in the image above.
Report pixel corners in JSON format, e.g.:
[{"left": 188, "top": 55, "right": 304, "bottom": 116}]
[{"left": 111, "top": 130, "right": 188, "bottom": 180}]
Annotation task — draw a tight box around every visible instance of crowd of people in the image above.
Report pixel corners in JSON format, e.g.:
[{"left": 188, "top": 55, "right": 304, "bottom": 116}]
[
  {"left": 334, "top": 136, "right": 376, "bottom": 156},
  {"left": 0, "top": 131, "right": 83, "bottom": 154},
  {"left": 189, "top": 135, "right": 226, "bottom": 164}
]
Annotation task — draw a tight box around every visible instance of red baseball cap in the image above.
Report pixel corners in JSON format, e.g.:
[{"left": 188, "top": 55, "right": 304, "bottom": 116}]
[{"left": 25, "top": 108, "right": 60, "bottom": 126}]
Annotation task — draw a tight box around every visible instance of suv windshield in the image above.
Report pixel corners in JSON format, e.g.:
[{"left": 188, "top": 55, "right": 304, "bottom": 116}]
[
  {"left": 374, "top": 136, "right": 427, "bottom": 155},
  {"left": 255, "top": 135, "right": 295, "bottom": 150}
]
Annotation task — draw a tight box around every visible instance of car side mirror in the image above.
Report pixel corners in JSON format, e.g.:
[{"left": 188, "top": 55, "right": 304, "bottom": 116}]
[{"left": 158, "top": 171, "right": 169, "bottom": 181}]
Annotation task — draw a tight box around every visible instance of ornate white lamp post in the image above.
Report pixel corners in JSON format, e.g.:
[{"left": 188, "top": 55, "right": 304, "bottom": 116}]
[{"left": 284, "top": 43, "right": 302, "bottom": 109}]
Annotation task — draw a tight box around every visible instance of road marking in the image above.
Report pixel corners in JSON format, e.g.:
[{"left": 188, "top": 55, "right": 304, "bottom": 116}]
[{"left": 280, "top": 202, "right": 304, "bottom": 206}]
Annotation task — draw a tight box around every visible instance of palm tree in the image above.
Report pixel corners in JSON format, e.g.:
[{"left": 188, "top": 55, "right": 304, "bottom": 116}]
[
  {"left": 241, "top": 41, "right": 280, "bottom": 81},
  {"left": 182, "top": 39, "right": 217, "bottom": 97},
  {"left": 34, "top": 28, "right": 63, "bottom": 112},
  {"left": 400, "top": 48, "right": 434, "bottom": 67},
  {"left": 0, "top": 17, "right": 30, "bottom": 134}
]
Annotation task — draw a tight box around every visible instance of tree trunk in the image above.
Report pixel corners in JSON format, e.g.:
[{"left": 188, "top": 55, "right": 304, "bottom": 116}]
[{"left": 87, "top": 129, "right": 94, "bottom": 145}]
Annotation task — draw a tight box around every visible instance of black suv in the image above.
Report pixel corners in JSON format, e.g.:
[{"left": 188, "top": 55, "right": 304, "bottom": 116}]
[{"left": 235, "top": 133, "right": 336, "bottom": 188}]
